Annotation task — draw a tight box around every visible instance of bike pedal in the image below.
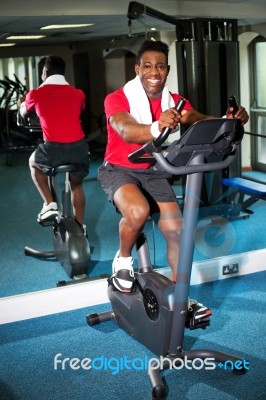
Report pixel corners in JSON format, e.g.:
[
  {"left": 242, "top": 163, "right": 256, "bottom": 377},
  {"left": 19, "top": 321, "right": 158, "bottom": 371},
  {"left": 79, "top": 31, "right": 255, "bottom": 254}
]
[{"left": 185, "top": 316, "right": 211, "bottom": 330}]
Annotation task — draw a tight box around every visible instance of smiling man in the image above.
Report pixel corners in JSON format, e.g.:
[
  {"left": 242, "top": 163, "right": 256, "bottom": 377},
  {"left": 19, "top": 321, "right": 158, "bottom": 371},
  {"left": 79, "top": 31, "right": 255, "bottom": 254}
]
[{"left": 98, "top": 40, "right": 248, "bottom": 322}]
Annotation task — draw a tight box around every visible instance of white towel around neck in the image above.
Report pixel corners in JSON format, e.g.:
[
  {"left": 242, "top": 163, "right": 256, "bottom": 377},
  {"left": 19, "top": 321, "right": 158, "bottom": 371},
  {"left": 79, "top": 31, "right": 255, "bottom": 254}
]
[{"left": 123, "top": 75, "right": 176, "bottom": 124}]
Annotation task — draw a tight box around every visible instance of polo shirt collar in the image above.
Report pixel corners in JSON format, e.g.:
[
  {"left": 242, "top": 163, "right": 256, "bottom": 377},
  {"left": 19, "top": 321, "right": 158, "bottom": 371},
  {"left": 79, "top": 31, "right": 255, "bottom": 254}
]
[{"left": 41, "top": 75, "right": 69, "bottom": 86}]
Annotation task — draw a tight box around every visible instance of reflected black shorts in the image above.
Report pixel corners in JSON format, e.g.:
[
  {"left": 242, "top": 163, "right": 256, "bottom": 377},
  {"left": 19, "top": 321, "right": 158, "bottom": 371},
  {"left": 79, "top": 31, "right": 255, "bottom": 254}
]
[
  {"left": 98, "top": 162, "right": 177, "bottom": 203},
  {"left": 34, "top": 139, "right": 90, "bottom": 179}
]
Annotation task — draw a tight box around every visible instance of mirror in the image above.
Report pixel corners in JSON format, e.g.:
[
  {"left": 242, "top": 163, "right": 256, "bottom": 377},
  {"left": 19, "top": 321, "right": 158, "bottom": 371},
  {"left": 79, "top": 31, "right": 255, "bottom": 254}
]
[{"left": 0, "top": 23, "right": 266, "bottom": 299}]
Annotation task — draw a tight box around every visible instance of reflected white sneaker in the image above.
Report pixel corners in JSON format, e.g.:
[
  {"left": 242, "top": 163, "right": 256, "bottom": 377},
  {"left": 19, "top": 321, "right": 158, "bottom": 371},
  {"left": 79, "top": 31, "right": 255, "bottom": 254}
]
[
  {"left": 83, "top": 224, "right": 87, "bottom": 237},
  {"left": 111, "top": 251, "right": 135, "bottom": 293},
  {"left": 37, "top": 202, "right": 58, "bottom": 223}
]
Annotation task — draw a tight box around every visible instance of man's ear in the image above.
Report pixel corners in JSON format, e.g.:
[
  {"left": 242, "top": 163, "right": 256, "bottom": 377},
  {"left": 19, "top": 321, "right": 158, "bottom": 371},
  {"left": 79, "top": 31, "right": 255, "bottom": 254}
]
[
  {"left": 167, "top": 65, "right": 170, "bottom": 74},
  {"left": 135, "top": 64, "right": 140, "bottom": 75}
]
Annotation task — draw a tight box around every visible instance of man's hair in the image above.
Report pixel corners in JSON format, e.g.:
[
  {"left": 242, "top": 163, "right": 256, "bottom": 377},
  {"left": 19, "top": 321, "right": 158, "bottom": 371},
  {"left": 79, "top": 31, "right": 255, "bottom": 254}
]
[
  {"left": 44, "top": 55, "right": 66, "bottom": 76},
  {"left": 136, "top": 40, "right": 169, "bottom": 65}
]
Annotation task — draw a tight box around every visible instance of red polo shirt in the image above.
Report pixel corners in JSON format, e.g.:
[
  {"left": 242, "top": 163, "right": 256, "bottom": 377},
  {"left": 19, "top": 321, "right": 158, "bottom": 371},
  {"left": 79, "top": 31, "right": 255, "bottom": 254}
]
[
  {"left": 25, "top": 77, "right": 85, "bottom": 143},
  {"left": 104, "top": 87, "right": 192, "bottom": 168}
]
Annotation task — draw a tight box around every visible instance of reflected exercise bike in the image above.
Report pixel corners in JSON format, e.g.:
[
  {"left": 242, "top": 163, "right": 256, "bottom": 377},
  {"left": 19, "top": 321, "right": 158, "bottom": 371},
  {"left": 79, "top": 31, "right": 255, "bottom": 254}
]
[{"left": 18, "top": 112, "right": 93, "bottom": 286}]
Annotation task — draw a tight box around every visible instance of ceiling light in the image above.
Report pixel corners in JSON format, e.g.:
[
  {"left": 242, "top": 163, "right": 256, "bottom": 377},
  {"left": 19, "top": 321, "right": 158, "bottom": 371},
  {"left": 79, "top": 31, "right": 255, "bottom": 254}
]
[
  {"left": 0, "top": 43, "right": 16, "bottom": 47},
  {"left": 41, "top": 24, "right": 94, "bottom": 30},
  {"left": 7, "top": 35, "right": 45, "bottom": 40}
]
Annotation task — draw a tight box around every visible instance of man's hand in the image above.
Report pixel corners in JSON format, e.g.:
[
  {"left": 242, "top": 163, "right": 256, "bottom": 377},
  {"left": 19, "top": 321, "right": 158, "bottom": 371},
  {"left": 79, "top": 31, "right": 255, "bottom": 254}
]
[
  {"left": 158, "top": 107, "right": 187, "bottom": 132},
  {"left": 17, "top": 96, "right": 26, "bottom": 107},
  {"left": 17, "top": 96, "right": 28, "bottom": 118},
  {"left": 226, "top": 105, "right": 249, "bottom": 125}
]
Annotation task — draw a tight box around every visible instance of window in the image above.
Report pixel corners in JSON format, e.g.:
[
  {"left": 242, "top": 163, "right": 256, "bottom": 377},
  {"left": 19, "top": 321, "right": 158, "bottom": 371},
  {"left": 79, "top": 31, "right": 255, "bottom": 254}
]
[{"left": 250, "top": 37, "right": 266, "bottom": 171}]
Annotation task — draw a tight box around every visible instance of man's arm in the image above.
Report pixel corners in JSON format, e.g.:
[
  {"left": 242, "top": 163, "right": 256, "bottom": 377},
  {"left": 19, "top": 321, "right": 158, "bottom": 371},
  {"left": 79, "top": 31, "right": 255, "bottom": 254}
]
[
  {"left": 180, "top": 109, "right": 214, "bottom": 126},
  {"left": 110, "top": 107, "right": 186, "bottom": 144},
  {"left": 17, "top": 96, "right": 28, "bottom": 119},
  {"left": 181, "top": 106, "right": 249, "bottom": 126},
  {"left": 18, "top": 91, "right": 39, "bottom": 120},
  {"left": 110, "top": 112, "right": 154, "bottom": 144},
  {"left": 109, "top": 103, "right": 249, "bottom": 144}
]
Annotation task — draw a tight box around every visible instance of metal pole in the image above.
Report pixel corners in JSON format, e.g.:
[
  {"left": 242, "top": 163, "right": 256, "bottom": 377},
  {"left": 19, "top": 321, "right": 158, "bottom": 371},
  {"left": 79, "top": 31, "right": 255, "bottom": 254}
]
[{"left": 168, "top": 154, "right": 205, "bottom": 355}]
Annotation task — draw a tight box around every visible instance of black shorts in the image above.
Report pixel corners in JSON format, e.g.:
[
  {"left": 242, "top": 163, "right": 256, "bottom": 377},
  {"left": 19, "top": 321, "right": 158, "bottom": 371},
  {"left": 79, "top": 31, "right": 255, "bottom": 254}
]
[
  {"left": 34, "top": 139, "right": 90, "bottom": 179},
  {"left": 98, "top": 162, "right": 177, "bottom": 203}
]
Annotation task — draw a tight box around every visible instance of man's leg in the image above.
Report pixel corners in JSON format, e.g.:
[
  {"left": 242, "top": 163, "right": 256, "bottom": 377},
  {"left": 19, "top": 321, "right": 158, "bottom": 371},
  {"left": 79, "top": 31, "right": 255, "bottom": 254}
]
[
  {"left": 114, "top": 183, "right": 150, "bottom": 257},
  {"left": 111, "top": 183, "right": 150, "bottom": 292},
  {"left": 29, "top": 151, "right": 54, "bottom": 204},
  {"left": 29, "top": 151, "right": 58, "bottom": 222},
  {"left": 155, "top": 201, "right": 182, "bottom": 282},
  {"left": 156, "top": 201, "right": 212, "bottom": 328},
  {"left": 69, "top": 173, "right": 85, "bottom": 226}
]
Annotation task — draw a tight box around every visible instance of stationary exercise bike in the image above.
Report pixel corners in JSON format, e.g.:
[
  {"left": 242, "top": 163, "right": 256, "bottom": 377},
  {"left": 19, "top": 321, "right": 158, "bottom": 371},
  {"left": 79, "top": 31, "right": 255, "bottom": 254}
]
[
  {"left": 18, "top": 112, "right": 92, "bottom": 285},
  {"left": 87, "top": 100, "right": 247, "bottom": 399}
]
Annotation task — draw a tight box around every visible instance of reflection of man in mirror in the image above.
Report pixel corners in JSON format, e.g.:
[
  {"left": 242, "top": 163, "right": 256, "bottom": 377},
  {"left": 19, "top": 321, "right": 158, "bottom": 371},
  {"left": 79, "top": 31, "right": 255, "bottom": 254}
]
[
  {"left": 18, "top": 55, "right": 89, "bottom": 232},
  {"left": 99, "top": 39, "right": 249, "bottom": 321}
]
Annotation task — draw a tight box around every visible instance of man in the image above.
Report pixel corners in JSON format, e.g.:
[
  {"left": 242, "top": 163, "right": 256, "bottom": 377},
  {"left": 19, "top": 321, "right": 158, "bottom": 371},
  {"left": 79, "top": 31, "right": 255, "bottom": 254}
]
[
  {"left": 18, "top": 55, "right": 89, "bottom": 230},
  {"left": 99, "top": 40, "right": 249, "bottom": 320}
]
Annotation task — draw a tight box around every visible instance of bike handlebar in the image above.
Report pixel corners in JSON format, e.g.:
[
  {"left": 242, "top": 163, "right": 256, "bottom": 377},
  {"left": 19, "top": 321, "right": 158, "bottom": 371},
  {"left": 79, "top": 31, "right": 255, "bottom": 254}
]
[{"left": 128, "top": 98, "right": 186, "bottom": 163}]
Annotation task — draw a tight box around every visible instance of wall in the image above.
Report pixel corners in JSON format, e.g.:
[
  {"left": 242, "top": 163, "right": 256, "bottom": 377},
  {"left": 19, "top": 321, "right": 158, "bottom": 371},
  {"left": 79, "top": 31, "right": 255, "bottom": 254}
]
[{"left": 105, "top": 56, "right": 126, "bottom": 94}]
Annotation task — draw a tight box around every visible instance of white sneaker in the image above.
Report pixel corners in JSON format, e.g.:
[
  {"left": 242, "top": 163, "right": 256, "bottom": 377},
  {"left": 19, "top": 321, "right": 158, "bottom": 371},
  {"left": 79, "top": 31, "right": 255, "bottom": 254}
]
[
  {"left": 111, "top": 250, "right": 135, "bottom": 293},
  {"left": 37, "top": 202, "right": 59, "bottom": 222},
  {"left": 185, "top": 298, "right": 212, "bottom": 330},
  {"left": 83, "top": 225, "right": 88, "bottom": 238},
  {"left": 188, "top": 299, "right": 212, "bottom": 320}
]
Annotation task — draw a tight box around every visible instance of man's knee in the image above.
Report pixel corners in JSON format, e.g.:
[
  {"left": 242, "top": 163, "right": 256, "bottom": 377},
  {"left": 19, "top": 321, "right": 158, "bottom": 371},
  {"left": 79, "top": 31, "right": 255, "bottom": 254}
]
[
  {"left": 122, "top": 204, "right": 150, "bottom": 230},
  {"left": 70, "top": 174, "right": 83, "bottom": 188},
  {"left": 29, "top": 152, "right": 36, "bottom": 168},
  {"left": 162, "top": 227, "right": 181, "bottom": 244}
]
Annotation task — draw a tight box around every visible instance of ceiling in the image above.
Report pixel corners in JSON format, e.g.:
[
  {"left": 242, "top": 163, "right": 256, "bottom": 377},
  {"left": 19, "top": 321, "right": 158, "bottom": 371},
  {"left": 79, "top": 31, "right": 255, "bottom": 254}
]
[{"left": 1, "top": 0, "right": 266, "bottom": 48}]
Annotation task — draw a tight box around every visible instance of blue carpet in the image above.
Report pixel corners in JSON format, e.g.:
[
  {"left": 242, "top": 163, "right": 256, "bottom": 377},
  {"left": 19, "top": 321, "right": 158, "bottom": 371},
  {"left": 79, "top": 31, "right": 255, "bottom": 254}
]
[{"left": 0, "top": 271, "right": 265, "bottom": 400}]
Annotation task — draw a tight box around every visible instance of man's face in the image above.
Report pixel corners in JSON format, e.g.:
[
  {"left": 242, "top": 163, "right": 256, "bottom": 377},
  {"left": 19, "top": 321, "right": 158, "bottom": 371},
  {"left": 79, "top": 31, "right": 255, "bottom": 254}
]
[{"left": 135, "top": 50, "right": 170, "bottom": 99}]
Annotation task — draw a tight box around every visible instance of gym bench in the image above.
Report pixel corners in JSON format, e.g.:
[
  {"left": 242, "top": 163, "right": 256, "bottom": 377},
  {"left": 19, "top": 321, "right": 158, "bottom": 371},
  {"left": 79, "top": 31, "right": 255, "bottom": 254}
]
[{"left": 222, "top": 177, "right": 266, "bottom": 217}]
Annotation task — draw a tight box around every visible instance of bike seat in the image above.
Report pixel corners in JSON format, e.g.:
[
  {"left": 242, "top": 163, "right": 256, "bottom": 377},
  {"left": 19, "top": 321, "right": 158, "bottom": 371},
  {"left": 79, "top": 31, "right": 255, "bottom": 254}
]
[{"left": 52, "top": 164, "right": 85, "bottom": 175}]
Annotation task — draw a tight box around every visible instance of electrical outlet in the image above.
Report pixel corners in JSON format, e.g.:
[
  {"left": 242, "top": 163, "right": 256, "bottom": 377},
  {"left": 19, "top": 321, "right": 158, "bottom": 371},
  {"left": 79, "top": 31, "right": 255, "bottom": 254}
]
[{"left": 223, "top": 263, "right": 239, "bottom": 275}]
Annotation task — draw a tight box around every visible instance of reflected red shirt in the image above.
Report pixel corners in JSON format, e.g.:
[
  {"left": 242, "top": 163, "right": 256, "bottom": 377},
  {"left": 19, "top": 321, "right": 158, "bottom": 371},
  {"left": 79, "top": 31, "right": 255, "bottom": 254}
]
[{"left": 25, "top": 82, "right": 85, "bottom": 142}]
